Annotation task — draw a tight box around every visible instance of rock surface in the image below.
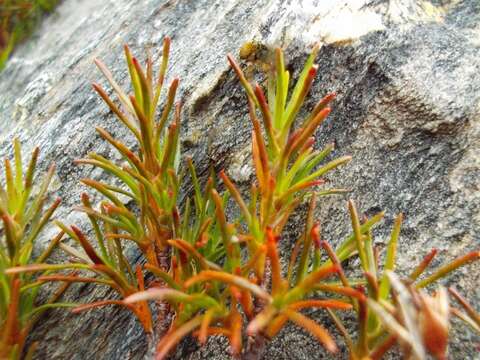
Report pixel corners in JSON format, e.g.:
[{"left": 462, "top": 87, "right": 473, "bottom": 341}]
[{"left": 0, "top": 0, "right": 479, "bottom": 359}]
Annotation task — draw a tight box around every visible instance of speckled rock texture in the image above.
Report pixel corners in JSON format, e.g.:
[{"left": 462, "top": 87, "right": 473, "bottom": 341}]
[{"left": 0, "top": 0, "right": 478, "bottom": 359}]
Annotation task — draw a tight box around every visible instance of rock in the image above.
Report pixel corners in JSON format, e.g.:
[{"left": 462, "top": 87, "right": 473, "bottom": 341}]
[{"left": 0, "top": 0, "right": 478, "bottom": 359}]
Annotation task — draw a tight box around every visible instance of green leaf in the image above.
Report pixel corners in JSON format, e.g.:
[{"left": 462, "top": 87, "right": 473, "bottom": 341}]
[{"left": 378, "top": 214, "right": 403, "bottom": 299}]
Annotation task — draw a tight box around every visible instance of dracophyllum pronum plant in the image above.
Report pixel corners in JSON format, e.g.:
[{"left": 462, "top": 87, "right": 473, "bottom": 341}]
[
  {"left": 0, "top": 139, "right": 69, "bottom": 359},
  {"left": 323, "top": 200, "right": 480, "bottom": 360},
  {"left": 163, "top": 47, "right": 479, "bottom": 359},
  {"left": 84, "top": 36, "right": 182, "bottom": 269},
  {"left": 5, "top": 39, "right": 480, "bottom": 360},
  {"left": 6, "top": 37, "right": 181, "bottom": 334},
  {"left": 222, "top": 46, "right": 350, "bottom": 282},
  {"left": 124, "top": 45, "right": 355, "bottom": 358},
  {"left": 55, "top": 37, "right": 181, "bottom": 331}
]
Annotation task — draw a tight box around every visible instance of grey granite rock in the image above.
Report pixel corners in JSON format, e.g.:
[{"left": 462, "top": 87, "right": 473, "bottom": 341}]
[{"left": 0, "top": 0, "right": 478, "bottom": 359}]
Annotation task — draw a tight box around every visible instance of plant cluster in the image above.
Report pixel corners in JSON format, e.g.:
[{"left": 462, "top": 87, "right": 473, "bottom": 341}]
[
  {"left": 0, "top": 140, "right": 69, "bottom": 359},
  {"left": 3, "top": 37, "right": 480, "bottom": 360},
  {"left": 0, "top": 0, "right": 59, "bottom": 70}
]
